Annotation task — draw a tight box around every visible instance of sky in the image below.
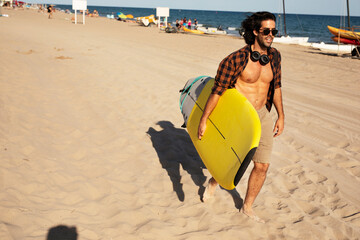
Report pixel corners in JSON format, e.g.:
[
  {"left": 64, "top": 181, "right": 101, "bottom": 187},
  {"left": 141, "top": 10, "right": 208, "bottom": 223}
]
[{"left": 28, "top": 0, "right": 360, "bottom": 17}]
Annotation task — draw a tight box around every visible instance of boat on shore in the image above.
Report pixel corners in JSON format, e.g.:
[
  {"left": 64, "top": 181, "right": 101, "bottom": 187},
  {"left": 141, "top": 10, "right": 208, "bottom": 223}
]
[
  {"left": 310, "top": 42, "right": 355, "bottom": 52},
  {"left": 196, "top": 27, "right": 227, "bottom": 35},
  {"left": 183, "top": 27, "right": 204, "bottom": 35},
  {"left": 331, "top": 36, "right": 360, "bottom": 46},
  {"left": 273, "top": 36, "right": 309, "bottom": 45},
  {"left": 327, "top": 26, "right": 360, "bottom": 40},
  {"left": 274, "top": 0, "right": 309, "bottom": 45},
  {"left": 136, "top": 14, "right": 158, "bottom": 27}
]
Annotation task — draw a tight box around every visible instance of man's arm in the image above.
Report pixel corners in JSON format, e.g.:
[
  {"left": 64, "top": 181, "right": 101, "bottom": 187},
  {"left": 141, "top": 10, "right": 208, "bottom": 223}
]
[
  {"left": 272, "top": 87, "right": 284, "bottom": 137},
  {"left": 198, "top": 93, "right": 220, "bottom": 139}
]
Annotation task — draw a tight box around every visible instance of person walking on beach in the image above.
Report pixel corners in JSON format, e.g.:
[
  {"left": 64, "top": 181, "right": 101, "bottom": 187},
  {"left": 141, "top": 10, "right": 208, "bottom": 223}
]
[
  {"left": 198, "top": 11, "right": 284, "bottom": 223},
  {"left": 47, "top": 5, "right": 53, "bottom": 19}
]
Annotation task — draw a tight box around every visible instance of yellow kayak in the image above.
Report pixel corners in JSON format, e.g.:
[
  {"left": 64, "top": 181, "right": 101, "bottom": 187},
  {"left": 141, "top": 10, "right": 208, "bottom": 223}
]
[
  {"left": 327, "top": 25, "right": 360, "bottom": 40},
  {"left": 183, "top": 27, "right": 205, "bottom": 35}
]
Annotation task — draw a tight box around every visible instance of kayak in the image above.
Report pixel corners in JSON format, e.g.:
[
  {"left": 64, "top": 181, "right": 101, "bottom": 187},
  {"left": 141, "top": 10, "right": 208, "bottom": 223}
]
[
  {"left": 183, "top": 27, "right": 205, "bottom": 34},
  {"left": 327, "top": 25, "right": 360, "bottom": 40},
  {"left": 331, "top": 36, "right": 360, "bottom": 45},
  {"left": 197, "top": 27, "right": 227, "bottom": 35}
]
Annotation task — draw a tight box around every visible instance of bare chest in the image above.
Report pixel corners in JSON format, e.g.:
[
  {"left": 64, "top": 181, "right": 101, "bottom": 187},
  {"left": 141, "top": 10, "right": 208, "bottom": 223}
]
[{"left": 238, "top": 59, "right": 273, "bottom": 84}]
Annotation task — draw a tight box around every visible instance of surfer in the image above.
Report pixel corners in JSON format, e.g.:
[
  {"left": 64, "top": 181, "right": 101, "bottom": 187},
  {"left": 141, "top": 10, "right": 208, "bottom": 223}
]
[{"left": 198, "top": 12, "right": 284, "bottom": 223}]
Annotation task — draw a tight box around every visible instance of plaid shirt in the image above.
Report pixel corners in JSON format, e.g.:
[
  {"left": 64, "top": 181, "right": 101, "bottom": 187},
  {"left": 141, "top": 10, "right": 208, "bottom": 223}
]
[{"left": 212, "top": 45, "right": 282, "bottom": 112}]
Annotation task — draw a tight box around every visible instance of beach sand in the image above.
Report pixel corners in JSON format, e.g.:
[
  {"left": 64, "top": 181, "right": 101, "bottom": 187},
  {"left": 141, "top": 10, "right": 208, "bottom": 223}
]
[{"left": 0, "top": 8, "right": 359, "bottom": 240}]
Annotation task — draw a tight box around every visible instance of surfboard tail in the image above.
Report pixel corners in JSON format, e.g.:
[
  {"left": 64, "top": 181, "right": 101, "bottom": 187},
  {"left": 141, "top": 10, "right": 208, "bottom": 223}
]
[{"left": 233, "top": 147, "right": 257, "bottom": 186}]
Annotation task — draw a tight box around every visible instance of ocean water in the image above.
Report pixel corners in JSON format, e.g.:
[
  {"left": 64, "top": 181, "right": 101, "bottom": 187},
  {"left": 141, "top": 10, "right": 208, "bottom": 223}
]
[{"left": 55, "top": 4, "right": 360, "bottom": 44}]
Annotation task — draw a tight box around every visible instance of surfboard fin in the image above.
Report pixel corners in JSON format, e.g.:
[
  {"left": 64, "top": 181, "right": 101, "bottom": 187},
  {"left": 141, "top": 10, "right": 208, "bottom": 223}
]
[{"left": 234, "top": 147, "right": 257, "bottom": 186}]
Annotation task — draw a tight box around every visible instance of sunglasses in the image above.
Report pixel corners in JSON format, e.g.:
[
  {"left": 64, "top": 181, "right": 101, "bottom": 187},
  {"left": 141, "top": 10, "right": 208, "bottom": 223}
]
[{"left": 259, "top": 28, "right": 278, "bottom": 36}]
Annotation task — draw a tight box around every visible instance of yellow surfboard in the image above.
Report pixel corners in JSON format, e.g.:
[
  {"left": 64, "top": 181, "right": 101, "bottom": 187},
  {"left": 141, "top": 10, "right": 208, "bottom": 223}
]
[{"left": 180, "top": 76, "right": 261, "bottom": 190}]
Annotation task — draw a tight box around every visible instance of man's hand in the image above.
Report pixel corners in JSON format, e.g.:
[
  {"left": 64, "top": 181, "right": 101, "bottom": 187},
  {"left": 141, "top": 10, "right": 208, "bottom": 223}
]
[
  {"left": 273, "top": 117, "right": 284, "bottom": 137},
  {"left": 197, "top": 94, "right": 220, "bottom": 140},
  {"left": 198, "top": 120, "right": 207, "bottom": 140}
]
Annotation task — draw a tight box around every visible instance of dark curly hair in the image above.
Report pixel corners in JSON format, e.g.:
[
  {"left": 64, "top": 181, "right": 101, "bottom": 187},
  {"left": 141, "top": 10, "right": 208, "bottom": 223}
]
[{"left": 241, "top": 12, "right": 276, "bottom": 45}]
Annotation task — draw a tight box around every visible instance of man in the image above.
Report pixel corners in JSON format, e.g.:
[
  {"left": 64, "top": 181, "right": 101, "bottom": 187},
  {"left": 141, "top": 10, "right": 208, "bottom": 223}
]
[{"left": 197, "top": 12, "right": 284, "bottom": 223}]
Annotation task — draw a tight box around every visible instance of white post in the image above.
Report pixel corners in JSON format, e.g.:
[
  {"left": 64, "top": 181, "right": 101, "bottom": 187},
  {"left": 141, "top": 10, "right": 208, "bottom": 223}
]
[
  {"left": 156, "top": 7, "right": 169, "bottom": 29},
  {"left": 72, "top": 0, "right": 87, "bottom": 25}
]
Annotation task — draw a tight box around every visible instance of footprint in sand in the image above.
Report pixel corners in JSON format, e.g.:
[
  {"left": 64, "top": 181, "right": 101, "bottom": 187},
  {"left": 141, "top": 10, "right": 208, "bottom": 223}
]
[
  {"left": 306, "top": 192, "right": 325, "bottom": 202},
  {"left": 334, "top": 140, "right": 350, "bottom": 149},
  {"left": 296, "top": 200, "right": 328, "bottom": 217},
  {"left": 276, "top": 201, "right": 291, "bottom": 214},
  {"left": 16, "top": 49, "right": 34, "bottom": 55},
  {"left": 292, "top": 215, "right": 304, "bottom": 224},
  {"left": 54, "top": 47, "right": 64, "bottom": 51},
  {"left": 297, "top": 172, "right": 313, "bottom": 185},
  {"left": 348, "top": 166, "right": 360, "bottom": 178},
  {"left": 55, "top": 56, "right": 73, "bottom": 60},
  {"left": 334, "top": 203, "right": 360, "bottom": 223}
]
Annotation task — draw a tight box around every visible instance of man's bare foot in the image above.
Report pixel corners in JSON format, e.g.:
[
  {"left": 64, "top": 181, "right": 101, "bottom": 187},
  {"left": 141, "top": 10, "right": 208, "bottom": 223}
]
[
  {"left": 202, "top": 180, "right": 217, "bottom": 202},
  {"left": 241, "top": 206, "right": 265, "bottom": 223}
]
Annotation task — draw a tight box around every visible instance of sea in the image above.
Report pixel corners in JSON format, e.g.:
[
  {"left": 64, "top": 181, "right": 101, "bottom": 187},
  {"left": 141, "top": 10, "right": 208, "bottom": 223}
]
[{"left": 54, "top": 4, "right": 360, "bottom": 44}]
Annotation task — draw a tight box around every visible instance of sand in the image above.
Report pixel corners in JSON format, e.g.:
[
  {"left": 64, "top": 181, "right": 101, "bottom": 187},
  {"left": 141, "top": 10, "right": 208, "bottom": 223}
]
[{"left": 0, "top": 7, "right": 359, "bottom": 240}]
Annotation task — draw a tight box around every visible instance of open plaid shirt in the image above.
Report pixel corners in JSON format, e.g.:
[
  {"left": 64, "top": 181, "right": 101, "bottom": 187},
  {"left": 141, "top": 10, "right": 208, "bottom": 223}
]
[{"left": 212, "top": 45, "right": 281, "bottom": 112}]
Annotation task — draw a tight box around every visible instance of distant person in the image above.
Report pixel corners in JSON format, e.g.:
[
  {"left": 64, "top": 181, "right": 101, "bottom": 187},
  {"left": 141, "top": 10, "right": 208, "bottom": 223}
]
[
  {"left": 180, "top": 19, "right": 184, "bottom": 29},
  {"left": 183, "top": 17, "right": 187, "bottom": 27},
  {"left": 199, "top": 11, "right": 284, "bottom": 223},
  {"left": 194, "top": 18, "right": 198, "bottom": 29},
  {"left": 176, "top": 19, "right": 180, "bottom": 29},
  {"left": 92, "top": 9, "right": 99, "bottom": 17},
  {"left": 47, "top": 5, "right": 52, "bottom": 19},
  {"left": 188, "top": 18, "right": 192, "bottom": 29}
]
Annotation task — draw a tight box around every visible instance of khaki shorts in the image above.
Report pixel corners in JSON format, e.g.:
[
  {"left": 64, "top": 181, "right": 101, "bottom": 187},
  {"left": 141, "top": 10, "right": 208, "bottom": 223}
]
[{"left": 252, "top": 106, "right": 273, "bottom": 164}]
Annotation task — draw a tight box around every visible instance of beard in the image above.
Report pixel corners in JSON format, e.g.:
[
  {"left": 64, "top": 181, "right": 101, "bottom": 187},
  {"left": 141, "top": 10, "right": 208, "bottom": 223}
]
[{"left": 256, "top": 34, "right": 273, "bottom": 49}]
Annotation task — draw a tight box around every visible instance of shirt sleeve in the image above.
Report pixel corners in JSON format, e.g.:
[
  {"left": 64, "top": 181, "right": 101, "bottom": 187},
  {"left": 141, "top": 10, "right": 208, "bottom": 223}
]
[
  {"left": 274, "top": 51, "right": 282, "bottom": 89},
  {"left": 211, "top": 54, "right": 236, "bottom": 96}
]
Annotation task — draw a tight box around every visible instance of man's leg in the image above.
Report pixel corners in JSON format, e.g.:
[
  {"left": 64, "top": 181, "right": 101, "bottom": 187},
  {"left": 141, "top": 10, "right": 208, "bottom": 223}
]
[
  {"left": 242, "top": 162, "right": 269, "bottom": 223},
  {"left": 202, "top": 177, "right": 217, "bottom": 202}
]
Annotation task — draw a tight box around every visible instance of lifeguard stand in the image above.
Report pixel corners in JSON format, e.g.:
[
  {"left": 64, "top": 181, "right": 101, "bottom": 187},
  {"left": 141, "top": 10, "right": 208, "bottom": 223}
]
[
  {"left": 156, "top": 7, "right": 169, "bottom": 28},
  {"left": 72, "top": 0, "right": 87, "bottom": 25}
]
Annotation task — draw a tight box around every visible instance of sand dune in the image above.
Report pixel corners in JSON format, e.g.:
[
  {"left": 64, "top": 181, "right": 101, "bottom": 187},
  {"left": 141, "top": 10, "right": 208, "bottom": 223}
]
[{"left": 0, "top": 8, "right": 359, "bottom": 240}]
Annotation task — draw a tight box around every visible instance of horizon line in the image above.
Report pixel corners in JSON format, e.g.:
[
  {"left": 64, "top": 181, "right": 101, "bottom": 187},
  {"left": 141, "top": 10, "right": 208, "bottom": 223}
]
[{"left": 35, "top": 3, "right": 360, "bottom": 17}]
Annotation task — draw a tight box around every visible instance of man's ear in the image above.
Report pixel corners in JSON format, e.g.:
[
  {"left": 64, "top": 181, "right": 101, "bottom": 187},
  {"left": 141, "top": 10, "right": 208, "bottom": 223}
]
[{"left": 253, "top": 29, "right": 258, "bottom": 37}]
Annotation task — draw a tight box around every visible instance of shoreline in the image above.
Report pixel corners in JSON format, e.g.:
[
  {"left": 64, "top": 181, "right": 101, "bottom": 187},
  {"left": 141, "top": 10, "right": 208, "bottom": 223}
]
[{"left": 3, "top": 6, "right": 359, "bottom": 52}]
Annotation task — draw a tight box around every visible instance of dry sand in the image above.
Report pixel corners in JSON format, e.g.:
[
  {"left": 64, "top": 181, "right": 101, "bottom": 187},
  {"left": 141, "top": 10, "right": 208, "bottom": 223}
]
[{"left": 0, "top": 8, "right": 359, "bottom": 240}]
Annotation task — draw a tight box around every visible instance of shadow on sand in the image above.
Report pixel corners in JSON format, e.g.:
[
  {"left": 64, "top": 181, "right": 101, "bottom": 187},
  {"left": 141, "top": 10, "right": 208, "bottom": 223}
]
[
  {"left": 147, "top": 121, "right": 207, "bottom": 202},
  {"left": 305, "top": 50, "right": 353, "bottom": 58},
  {"left": 47, "top": 225, "right": 78, "bottom": 240},
  {"left": 147, "top": 121, "right": 244, "bottom": 209}
]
